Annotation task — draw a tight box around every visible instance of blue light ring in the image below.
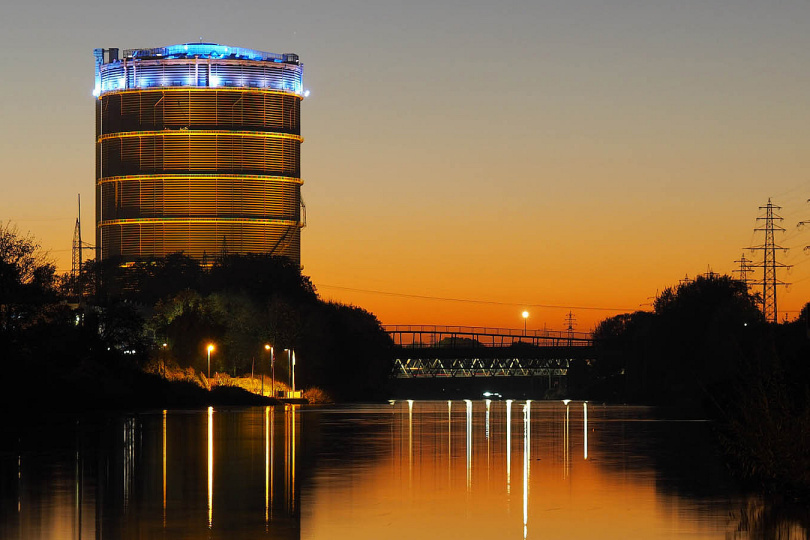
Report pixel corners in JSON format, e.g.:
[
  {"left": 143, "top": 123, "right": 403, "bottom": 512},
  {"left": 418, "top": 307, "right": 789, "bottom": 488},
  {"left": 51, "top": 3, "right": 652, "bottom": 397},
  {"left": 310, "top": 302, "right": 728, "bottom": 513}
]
[
  {"left": 97, "top": 87, "right": 304, "bottom": 100},
  {"left": 97, "top": 59, "right": 303, "bottom": 97}
]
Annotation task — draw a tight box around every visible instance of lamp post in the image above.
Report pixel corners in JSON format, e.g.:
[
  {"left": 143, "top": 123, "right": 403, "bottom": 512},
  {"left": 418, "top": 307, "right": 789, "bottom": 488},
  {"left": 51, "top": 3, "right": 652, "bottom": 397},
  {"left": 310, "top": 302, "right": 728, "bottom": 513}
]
[
  {"left": 207, "top": 344, "right": 215, "bottom": 379},
  {"left": 265, "top": 344, "right": 274, "bottom": 397},
  {"left": 291, "top": 350, "right": 296, "bottom": 394},
  {"left": 522, "top": 311, "right": 529, "bottom": 337},
  {"left": 284, "top": 349, "right": 290, "bottom": 396}
]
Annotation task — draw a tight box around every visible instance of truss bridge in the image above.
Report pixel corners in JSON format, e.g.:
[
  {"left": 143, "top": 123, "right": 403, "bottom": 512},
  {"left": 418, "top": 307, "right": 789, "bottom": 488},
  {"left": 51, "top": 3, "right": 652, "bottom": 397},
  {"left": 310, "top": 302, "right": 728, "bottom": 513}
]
[{"left": 386, "top": 325, "right": 594, "bottom": 379}]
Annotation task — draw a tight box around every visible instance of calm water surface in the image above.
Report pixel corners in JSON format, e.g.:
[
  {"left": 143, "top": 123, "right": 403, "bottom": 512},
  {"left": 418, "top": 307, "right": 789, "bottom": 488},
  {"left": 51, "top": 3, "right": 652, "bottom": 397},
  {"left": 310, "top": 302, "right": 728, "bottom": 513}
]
[{"left": 0, "top": 401, "right": 796, "bottom": 539}]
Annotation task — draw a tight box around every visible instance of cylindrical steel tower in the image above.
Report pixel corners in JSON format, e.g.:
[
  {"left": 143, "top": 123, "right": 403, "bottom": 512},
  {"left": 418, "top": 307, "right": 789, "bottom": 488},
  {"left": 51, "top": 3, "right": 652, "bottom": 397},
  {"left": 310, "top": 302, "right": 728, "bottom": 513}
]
[{"left": 93, "top": 43, "right": 305, "bottom": 264}]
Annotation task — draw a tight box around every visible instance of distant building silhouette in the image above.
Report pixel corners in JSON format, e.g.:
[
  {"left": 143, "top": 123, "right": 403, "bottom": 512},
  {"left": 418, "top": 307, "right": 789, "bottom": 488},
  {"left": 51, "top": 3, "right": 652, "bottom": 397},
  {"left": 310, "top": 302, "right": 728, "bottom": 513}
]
[{"left": 93, "top": 43, "right": 305, "bottom": 264}]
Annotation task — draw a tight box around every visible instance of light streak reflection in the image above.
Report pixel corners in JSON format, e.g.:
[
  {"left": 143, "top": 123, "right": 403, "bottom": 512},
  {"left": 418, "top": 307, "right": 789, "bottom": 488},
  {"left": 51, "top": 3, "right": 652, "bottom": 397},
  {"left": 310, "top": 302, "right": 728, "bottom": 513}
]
[
  {"left": 523, "top": 402, "right": 530, "bottom": 540},
  {"left": 408, "top": 400, "right": 414, "bottom": 487},
  {"left": 564, "top": 401, "right": 571, "bottom": 479},
  {"left": 291, "top": 405, "right": 296, "bottom": 513},
  {"left": 447, "top": 400, "right": 452, "bottom": 485},
  {"left": 123, "top": 418, "right": 135, "bottom": 510},
  {"left": 584, "top": 402, "right": 589, "bottom": 460},
  {"left": 162, "top": 410, "right": 167, "bottom": 528},
  {"left": 265, "top": 406, "right": 270, "bottom": 527},
  {"left": 506, "top": 399, "right": 513, "bottom": 495},
  {"left": 207, "top": 406, "right": 213, "bottom": 529},
  {"left": 485, "top": 399, "right": 491, "bottom": 484},
  {"left": 465, "top": 399, "right": 472, "bottom": 492}
]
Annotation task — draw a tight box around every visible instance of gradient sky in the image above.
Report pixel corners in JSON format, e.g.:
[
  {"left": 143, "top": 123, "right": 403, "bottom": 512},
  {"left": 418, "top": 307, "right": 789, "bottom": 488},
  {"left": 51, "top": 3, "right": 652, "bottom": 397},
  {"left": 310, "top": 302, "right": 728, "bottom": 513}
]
[{"left": 2, "top": 0, "right": 810, "bottom": 331}]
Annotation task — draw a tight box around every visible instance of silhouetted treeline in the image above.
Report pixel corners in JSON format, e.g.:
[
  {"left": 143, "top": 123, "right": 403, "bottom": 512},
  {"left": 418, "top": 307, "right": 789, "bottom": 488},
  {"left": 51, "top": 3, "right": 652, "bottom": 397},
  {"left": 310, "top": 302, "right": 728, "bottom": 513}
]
[
  {"left": 584, "top": 274, "right": 810, "bottom": 494},
  {"left": 1, "top": 223, "right": 392, "bottom": 407},
  {"left": 586, "top": 275, "right": 765, "bottom": 408}
]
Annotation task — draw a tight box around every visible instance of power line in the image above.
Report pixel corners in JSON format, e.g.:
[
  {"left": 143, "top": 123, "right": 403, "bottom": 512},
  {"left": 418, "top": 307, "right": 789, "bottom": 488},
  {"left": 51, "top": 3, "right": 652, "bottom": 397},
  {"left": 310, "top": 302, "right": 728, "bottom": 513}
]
[{"left": 314, "top": 284, "right": 636, "bottom": 312}]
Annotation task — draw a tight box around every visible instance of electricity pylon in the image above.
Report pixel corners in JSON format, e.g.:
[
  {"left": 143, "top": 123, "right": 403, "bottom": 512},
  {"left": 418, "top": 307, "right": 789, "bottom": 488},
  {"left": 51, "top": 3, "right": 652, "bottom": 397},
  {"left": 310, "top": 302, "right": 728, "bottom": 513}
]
[
  {"left": 800, "top": 198, "right": 810, "bottom": 251},
  {"left": 733, "top": 253, "right": 754, "bottom": 286},
  {"left": 71, "top": 195, "right": 83, "bottom": 289},
  {"left": 747, "top": 199, "right": 791, "bottom": 323},
  {"left": 70, "top": 195, "right": 94, "bottom": 299},
  {"left": 565, "top": 311, "right": 576, "bottom": 346}
]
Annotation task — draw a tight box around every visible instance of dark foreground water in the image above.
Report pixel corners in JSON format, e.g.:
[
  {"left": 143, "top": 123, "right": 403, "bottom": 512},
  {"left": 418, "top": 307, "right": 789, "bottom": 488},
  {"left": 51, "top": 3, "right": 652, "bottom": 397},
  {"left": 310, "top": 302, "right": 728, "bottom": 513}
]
[{"left": 0, "top": 401, "right": 804, "bottom": 539}]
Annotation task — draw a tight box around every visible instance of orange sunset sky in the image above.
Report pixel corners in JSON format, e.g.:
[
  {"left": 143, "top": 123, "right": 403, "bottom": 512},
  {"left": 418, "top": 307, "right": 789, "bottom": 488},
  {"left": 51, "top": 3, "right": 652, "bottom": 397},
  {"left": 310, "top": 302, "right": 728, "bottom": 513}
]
[{"left": 2, "top": 1, "right": 810, "bottom": 331}]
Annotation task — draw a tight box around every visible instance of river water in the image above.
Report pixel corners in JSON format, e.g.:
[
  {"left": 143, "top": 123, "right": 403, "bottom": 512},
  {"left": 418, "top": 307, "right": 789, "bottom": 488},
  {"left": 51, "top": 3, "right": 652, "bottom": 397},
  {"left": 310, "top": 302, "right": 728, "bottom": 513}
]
[{"left": 0, "top": 401, "right": 799, "bottom": 539}]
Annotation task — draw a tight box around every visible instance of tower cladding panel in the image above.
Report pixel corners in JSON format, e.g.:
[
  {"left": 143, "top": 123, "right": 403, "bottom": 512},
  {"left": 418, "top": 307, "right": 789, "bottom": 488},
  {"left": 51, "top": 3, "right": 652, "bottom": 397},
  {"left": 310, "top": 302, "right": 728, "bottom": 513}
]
[{"left": 94, "top": 44, "right": 305, "bottom": 264}]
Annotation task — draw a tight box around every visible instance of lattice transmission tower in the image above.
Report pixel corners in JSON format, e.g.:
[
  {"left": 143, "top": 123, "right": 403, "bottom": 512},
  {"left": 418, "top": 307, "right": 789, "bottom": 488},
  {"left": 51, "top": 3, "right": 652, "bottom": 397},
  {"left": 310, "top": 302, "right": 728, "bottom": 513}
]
[
  {"left": 733, "top": 253, "right": 754, "bottom": 286},
  {"left": 747, "top": 199, "right": 791, "bottom": 323},
  {"left": 800, "top": 198, "right": 810, "bottom": 251},
  {"left": 71, "top": 195, "right": 94, "bottom": 298},
  {"left": 71, "top": 195, "right": 83, "bottom": 282},
  {"left": 565, "top": 311, "right": 576, "bottom": 345}
]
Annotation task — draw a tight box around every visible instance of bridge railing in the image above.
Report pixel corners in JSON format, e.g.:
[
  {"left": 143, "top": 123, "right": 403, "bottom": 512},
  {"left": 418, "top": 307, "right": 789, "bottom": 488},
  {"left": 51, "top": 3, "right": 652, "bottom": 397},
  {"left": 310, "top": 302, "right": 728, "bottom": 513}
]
[{"left": 384, "top": 325, "right": 592, "bottom": 348}]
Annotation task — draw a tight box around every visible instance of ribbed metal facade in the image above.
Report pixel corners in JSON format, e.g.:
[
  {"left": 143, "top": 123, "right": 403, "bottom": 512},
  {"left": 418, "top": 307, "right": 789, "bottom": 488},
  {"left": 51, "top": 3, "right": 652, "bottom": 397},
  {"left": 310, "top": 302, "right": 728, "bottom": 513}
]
[{"left": 94, "top": 44, "right": 305, "bottom": 264}]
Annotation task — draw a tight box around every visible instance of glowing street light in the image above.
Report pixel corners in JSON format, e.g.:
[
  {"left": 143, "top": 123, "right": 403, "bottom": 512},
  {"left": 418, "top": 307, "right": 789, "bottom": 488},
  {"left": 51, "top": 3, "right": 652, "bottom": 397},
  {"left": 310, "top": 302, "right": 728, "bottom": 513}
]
[
  {"left": 207, "top": 344, "right": 215, "bottom": 379},
  {"left": 522, "top": 311, "right": 529, "bottom": 336},
  {"left": 285, "top": 349, "right": 290, "bottom": 397},
  {"left": 291, "top": 350, "right": 296, "bottom": 394}
]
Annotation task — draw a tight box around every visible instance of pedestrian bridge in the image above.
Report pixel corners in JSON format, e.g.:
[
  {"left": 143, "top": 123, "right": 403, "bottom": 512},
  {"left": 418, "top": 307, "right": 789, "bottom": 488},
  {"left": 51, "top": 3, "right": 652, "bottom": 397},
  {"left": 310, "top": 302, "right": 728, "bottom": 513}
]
[{"left": 384, "top": 325, "right": 594, "bottom": 378}]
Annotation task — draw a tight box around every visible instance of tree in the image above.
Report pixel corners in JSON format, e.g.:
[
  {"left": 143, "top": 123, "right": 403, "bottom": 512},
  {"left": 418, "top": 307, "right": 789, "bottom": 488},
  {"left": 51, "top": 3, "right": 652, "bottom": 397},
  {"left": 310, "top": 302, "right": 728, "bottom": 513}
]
[
  {"left": 589, "top": 274, "right": 765, "bottom": 408},
  {"left": 0, "top": 222, "right": 58, "bottom": 332}
]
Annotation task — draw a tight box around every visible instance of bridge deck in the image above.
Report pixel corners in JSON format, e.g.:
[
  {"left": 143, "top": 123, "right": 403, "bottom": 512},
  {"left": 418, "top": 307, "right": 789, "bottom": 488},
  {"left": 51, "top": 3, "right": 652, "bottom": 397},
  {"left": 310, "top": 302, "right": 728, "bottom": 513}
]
[
  {"left": 385, "top": 325, "right": 592, "bottom": 348},
  {"left": 386, "top": 326, "right": 594, "bottom": 378}
]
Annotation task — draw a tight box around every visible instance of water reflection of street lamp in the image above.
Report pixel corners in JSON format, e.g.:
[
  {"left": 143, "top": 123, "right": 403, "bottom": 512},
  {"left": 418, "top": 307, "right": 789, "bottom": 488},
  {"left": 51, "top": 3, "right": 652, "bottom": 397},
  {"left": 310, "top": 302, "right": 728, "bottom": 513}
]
[
  {"left": 207, "top": 344, "right": 215, "bottom": 379},
  {"left": 522, "top": 311, "right": 529, "bottom": 336}
]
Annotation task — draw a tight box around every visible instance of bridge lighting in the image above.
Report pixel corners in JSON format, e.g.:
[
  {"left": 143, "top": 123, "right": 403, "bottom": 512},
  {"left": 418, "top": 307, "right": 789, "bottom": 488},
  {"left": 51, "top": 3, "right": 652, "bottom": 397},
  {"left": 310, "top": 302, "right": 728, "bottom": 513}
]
[{"left": 562, "top": 399, "right": 571, "bottom": 406}]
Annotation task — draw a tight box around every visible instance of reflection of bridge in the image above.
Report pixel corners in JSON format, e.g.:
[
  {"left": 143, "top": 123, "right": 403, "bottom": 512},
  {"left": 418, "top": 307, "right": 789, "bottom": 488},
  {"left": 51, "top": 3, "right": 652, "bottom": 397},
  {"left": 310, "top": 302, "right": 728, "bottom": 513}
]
[{"left": 385, "top": 325, "right": 594, "bottom": 378}]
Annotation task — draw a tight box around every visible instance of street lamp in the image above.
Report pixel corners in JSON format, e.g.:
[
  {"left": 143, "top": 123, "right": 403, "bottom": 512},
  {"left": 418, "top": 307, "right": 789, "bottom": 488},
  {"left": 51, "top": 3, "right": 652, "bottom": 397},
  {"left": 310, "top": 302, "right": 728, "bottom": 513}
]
[
  {"left": 265, "top": 344, "right": 274, "bottom": 397},
  {"left": 291, "top": 350, "right": 296, "bottom": 394},
  {"left": 522, "top": 311, "right": 529, "bottom": 336},
  {"left": 207, "top": 344, "right": 215, "bottom": 379},
  {"left": 284, "top": 349, "right": 290, "bottom": 396}
]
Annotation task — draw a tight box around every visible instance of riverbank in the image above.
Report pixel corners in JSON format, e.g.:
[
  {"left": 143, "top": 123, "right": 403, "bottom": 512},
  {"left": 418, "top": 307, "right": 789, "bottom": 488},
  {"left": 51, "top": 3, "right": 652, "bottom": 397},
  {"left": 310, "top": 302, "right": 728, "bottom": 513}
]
[{"left": 5, "top": 363, "right": 282, "bottom": 418}]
